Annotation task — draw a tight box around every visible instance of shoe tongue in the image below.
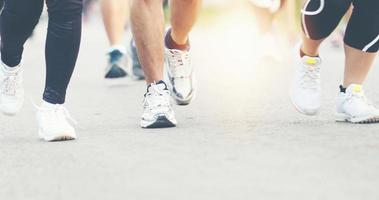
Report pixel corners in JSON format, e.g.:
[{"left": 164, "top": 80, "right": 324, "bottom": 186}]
[
  {"left": 302, "top": 56, "right": 321, "bottom": 66},
  {"left": 2, "top": 63, "right": 21, "bottom": 72},
  {"left": 147, "top": 80, "right": 168, "bottom": 92},
  {"left": 346, "top": 84, "right": 363, "bottom": 95}
]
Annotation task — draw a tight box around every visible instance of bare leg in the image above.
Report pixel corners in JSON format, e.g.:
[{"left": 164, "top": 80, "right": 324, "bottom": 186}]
[
  {"left": 250, "top": 5, "right": 275, "bottom": 35},
  {"left": 301, "top": 34, "right": 324, "bottom": 57},
  {"left": 170, "top": 0, "right": 201, "bottom": 45},
  {"left": 131, "top": 0, "right": 164, "bottom": 83},
  {"left": 343, "top": 45, "right": 377, "bottom": 87},
  {"left": 101, "top": 0, "right": 129, "bottom": 46}
]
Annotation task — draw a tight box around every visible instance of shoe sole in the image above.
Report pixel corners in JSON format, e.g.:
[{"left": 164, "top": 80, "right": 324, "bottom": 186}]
[
  {"left": 39, "top": 130, "right": 77, "bottom": 142},
  {"left": 335, "top": 113, "right": 379, "bottom": 124},
  {"left": 141, "top": 116, "right": 177, "bottom": 129}
]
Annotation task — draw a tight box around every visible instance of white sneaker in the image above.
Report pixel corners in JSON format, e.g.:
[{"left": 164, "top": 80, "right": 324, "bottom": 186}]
[
  {"left": 165, "top": 48, "right": 195, "bottom": 105},
  {"left": 0, "top": 63, "right": 24, "bottom": 116},
  {"left": 37, "top": 101, "right": 77, "bottom": 141},
  {"left": 290, "top": 54, "right": 322, "bottom": 115},
  {"left": 141, "top": 81, "right": 177, "bottom": 128},
  {"left": 336, "top": 84, "right": 379, "bottom": 123}
]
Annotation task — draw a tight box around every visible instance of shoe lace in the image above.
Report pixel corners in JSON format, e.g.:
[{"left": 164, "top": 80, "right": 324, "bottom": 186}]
[
  {"left": 1, "top": 71, "right": 19, "bottom": 96},
  {"left": 143, "top": 84, "right": 171, "bottom": 111},
  {"left": 346, "top": 91, "right": 371, "bottom": 106},
  {"left": 167, "top": 50, "right": 191, "bottom": 79},
  {"left": 300, "top": 65, "right": 320, "bottom": 89}
]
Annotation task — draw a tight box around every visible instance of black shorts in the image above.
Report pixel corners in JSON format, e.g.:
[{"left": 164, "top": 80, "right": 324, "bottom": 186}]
[{"left": 302, "top": 0, "right": 379, "bottom": 52}]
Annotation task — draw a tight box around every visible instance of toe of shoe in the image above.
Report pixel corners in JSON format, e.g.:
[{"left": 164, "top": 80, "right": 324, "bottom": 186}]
[
  {"left": 173, "top": 89, "right": 194, "bottom": 105},
  {"left": 43, "top": 132, "right": 76, "bottom": 142},
  {"left": 1, "top": 104, "right": 22, "bottom": 116},
  {"left": 291, "top": 97, "right": 320, "bottom": 115},
  {"left": 141, "top": 116, "right": 176, "bottom": 128},
  {"left": 40, "top": 127, "right": 76, "bottom": 142}
]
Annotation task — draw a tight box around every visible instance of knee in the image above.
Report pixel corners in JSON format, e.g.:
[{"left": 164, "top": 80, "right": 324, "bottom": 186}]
[
  {"left": 48, "top": 1, "right": 83, "bottom": 22},
  {"left": 47, "top": 2, "right": 82, "bottom": 37}
]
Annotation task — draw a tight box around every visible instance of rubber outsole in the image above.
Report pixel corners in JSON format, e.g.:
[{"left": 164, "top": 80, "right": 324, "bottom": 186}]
[
  {"left": 48, "top": 135, "right": 76, "bottom": 142},
  {"left": 335, "top": 113, "right": 379, "bottom": 124},
  {"left": 39, "top": 130, "right": 77, "bottom": 142},
  {"left": 142, "top": 116, "right": 176, "bottom": 129}
]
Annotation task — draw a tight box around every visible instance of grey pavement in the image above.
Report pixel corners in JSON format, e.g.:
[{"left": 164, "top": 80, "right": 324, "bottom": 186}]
[{"left": 1, "top": 8, "right": 379, "bottom": 200}]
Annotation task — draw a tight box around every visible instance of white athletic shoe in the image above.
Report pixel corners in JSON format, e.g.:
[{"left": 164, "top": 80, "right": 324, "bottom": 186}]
[
  {"left": 37, "top": 101, "right": 77, "bottom": 141},
  {"left": 336, "top": 84, "right": 379, "bottom": 123},
  {"left": 141, "top": 81, "right": 177, "bottom": 128},
  {"left": 165, "top": 48, "right": 195, "bottom": 105},
  {"left": 290, "top": 54, "right": 322, "bottom": 115},
  {"left": 0, "top": 63, "right": 24, "bottom": 116}
]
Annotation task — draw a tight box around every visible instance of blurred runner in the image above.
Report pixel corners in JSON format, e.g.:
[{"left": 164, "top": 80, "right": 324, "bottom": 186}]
[
  {"left": 131, "top": 0, "right": 200, "bottom": 128},
  {"left": 0, "top": 0, "right": 82, "bottom": 141},
  {"left": 101, "top": 0, "right": 143, "bottom": 85},
  {"left": 249, "top": 0, "right": 298, "bottom": 60},
  {"left": 100, "top": 0, "right": 170, "bottom": 85},
  {"left": 290, "top": 0, "right": 379, "bottom": 123}
]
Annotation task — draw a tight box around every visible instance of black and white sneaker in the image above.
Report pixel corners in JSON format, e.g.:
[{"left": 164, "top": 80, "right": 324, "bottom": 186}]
[
  {"left": 141, "top": 81, "right": 177, "bottom": 128},
  {"left": 104, "top": 48, "right": 130, "bottom": 86}
]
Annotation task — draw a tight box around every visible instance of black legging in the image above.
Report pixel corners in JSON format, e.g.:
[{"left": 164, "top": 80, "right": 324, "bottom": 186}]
[
  {"left": 1, "top": 0, "right": 82, "bottom": 104},
  {"left": 302, "top": 0, "right": 379, "bottom": 53}
]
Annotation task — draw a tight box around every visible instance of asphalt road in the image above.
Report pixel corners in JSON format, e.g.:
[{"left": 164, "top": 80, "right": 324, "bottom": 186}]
[{"left": 1, "top": 8, "right": 379, "bottom": 200}]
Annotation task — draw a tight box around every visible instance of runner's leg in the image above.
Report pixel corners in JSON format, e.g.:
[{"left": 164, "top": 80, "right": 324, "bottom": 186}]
[
  {"left": 131, "top": 0, "right": 164, "bottom": 83},
  {"left": 342, "top": 0, "right": 379, "bottom": 86},
  {"left": 44, "top": 0, "right": 83, "bottom": 104}
]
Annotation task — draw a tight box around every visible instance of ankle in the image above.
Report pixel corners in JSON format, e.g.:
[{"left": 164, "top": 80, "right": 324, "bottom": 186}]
[
  {"left": 300, "top": 46, "right": 319, "bottom": 58},
  {"left": 165, "top": 28, "right": 190, "bottom": 51}
]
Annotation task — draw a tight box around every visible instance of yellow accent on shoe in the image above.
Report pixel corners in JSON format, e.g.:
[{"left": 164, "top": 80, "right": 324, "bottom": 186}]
[
  {"left": 353, "top": 85, "right": 362, "bottom": 93},
  {"left": 305, "top": 57, "right": 317, "bottom": 65}
]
